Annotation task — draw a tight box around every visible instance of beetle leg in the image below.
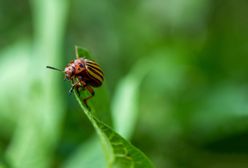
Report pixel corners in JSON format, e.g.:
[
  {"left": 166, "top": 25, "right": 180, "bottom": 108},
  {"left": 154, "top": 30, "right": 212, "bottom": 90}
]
[
  {"left": 83, "top": 85, "right": 95, "bottom": 107},
  {"left": 69, "top": 80, "right": 80, "bottom": 95},
  {"left": 74, "top": 83, "right": 81, "bottom": 96},
  {"left": 68, "top": 85, "right": 75, "bottom": 95},
  {"left": 78, "top": 80, "right": 95, "bottom": 107}
]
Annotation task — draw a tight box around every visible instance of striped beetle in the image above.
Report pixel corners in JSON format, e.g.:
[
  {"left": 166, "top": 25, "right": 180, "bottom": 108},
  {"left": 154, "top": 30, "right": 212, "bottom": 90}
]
[{"left": 46, "top": 46, "right": 104, "bottom": 107}]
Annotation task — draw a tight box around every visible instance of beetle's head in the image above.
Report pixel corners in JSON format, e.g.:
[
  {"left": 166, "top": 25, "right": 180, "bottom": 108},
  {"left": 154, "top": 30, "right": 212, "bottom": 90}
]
[{"left": 64, "top": 66, "right": 75, "bottom": 80}]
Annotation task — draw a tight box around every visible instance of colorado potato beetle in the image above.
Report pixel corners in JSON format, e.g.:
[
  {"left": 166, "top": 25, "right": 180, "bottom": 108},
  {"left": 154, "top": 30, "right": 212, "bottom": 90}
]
[{"left": 46, "top": 46, "right": 104, "bottom": 107}]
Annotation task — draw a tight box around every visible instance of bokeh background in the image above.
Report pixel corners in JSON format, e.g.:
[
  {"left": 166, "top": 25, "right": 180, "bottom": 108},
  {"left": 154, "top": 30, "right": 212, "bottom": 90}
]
[{"left": 1, "top": 0, "right": 248, "bottom": 168}]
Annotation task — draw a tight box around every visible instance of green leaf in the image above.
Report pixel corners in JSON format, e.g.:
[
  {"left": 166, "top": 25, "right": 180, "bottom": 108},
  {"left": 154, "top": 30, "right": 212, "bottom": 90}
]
[
  {"left": 73, "top": 92, "right": 154, "bottom": 168},
  {"left": 75, "top": 46, "right": 90, "bottom": 58}
]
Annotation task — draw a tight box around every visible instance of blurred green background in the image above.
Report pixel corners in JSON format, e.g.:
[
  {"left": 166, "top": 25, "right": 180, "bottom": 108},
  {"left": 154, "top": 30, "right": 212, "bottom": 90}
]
[{"left": 1, "top": 0, "right": 248, "bottom": 168}]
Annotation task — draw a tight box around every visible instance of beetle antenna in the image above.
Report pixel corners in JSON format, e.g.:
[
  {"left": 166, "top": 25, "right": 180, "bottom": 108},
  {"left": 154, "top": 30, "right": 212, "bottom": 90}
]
[{"left": 46, "top": 66, "right": 63, "bottom": 72}]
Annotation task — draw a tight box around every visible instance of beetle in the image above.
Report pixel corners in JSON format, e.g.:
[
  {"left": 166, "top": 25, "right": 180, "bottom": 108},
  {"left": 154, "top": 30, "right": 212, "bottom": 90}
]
[{"left": 46, "top": 46, "right": 104, "bottom": 107}]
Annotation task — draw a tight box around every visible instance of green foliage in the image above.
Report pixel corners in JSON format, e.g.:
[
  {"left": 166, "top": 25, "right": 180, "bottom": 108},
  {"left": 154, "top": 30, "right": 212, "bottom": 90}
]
[{"left": 74, "top": 92, "right": 154, "bottom": 168}]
